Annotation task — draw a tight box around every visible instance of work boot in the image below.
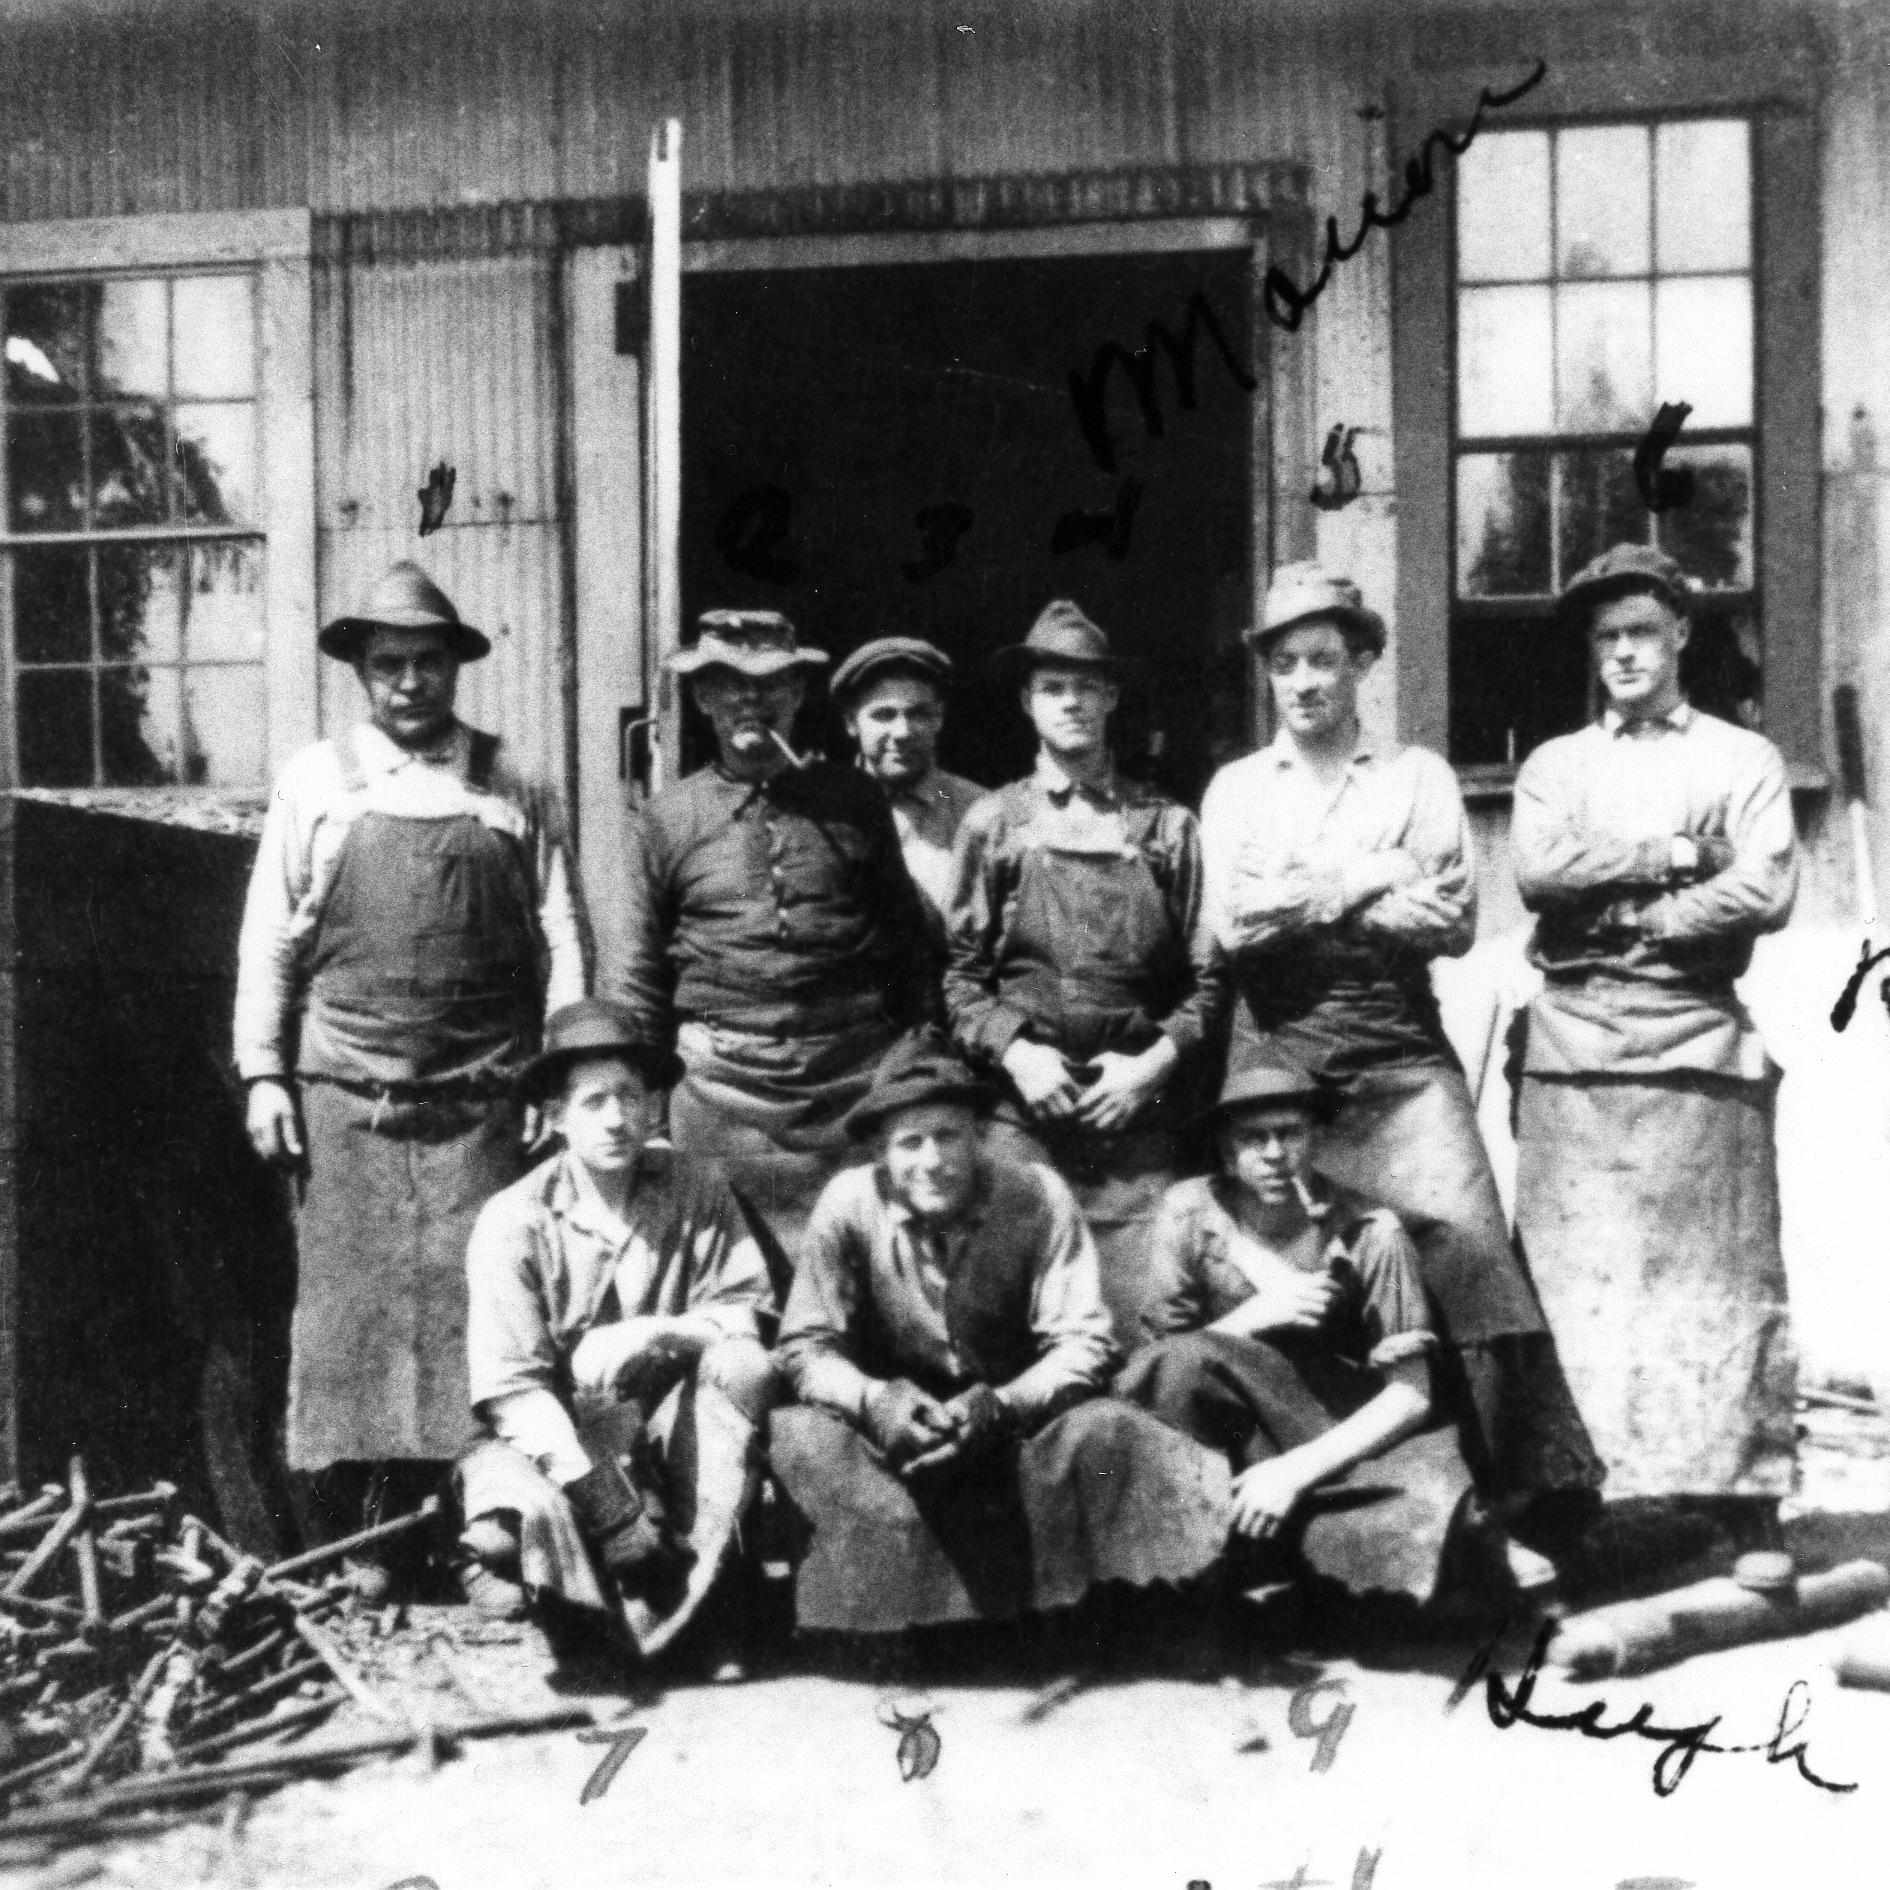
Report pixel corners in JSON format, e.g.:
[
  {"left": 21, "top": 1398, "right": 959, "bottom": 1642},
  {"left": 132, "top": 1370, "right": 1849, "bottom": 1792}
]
[
  {"left": 566, "top": 1459, "right": 694, "bottom": 1604},
  {"left": 455, "top": 1515, "right": 529, "bottom": 1622}
]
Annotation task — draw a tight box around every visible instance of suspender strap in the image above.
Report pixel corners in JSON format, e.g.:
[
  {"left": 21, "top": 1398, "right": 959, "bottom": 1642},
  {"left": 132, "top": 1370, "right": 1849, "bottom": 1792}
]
[{"left": 468, "top": 730, "right": 502, "bottom": 794}]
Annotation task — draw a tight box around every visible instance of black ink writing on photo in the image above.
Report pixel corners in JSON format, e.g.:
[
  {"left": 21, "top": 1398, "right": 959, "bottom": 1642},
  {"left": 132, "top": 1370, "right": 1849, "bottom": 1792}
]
[
  {"left": 578, "top": 1723, "right": 647, "bottom": 1805},
  {"left": 1831, "top": 938, "right": 1890, "bottom": 1032},
  {"left": 1310, "top": 425, "right": 1364, "bottom": 512},
  {"left": 1634, "top": 402, "right": 1696, "bottom": 513},
  {"left": 714, "top": 483, "right": 802, "bottom": 584},
  {"left": 383, "top": 1879, "right": 442, "bottom": 1890},
  {"left": 1616, "top": 1879, "right": 1695, "bottom": 1890},
  {"left": 1486, "top": 1624, "right": 1857, "bottom": 1797},
  {"left": 1068, "top": 290, "right": 1257, "bottom": 474},
  {"left": 1051, "top": 474, "right": 1144, "bottom": 559},
  {"left": 1263, "top": 60, "right": 1549, "bottom": 334},
  {"left": 1287, "top": 1678, "right": 1355, "bottom": 1773},
  {"left": 891, "top": 1713, "right": 941, "bottom": 1782},
  {"left": 1260, "top": 1853, "right": 1377, "bottom": 1890},
  {"left": 416, "top": 461, "right": 456, "bottom": 537},
  {"left": 902, "top": 502, "right": 975, "bottom": 581}
]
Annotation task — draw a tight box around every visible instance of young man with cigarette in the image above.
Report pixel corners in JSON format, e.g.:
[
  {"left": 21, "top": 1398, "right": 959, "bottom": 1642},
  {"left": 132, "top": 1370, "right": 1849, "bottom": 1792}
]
[{"left": 605, "top": 610, "right": 938, "bottom": 1264}]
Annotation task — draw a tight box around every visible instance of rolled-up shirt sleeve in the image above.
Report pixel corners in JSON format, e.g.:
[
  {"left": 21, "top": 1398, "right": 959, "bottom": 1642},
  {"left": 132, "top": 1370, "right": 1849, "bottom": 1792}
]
[
  {"left": 776, "top": 1190, "right": 879, "bottom": 1423},
  {"left": 1353, "top": 754, "right": 1478, "bottom": 958},
  {"left": 1000, "top": 1168, "right": 1118, "bottom": 1427},
  {"left": 1345, "top": 1211, "right": 1437, "bottom": 1391}
]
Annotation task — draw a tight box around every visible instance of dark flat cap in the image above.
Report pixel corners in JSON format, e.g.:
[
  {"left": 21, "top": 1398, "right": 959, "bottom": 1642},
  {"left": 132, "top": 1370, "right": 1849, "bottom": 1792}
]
[
  {"left": 1559, "top": 543, "right": 1694, "bottom": 622},
  {"left": 518, "top": 998, "right": 681, "bottom": 1103},
  {"left": 831, "top": 637, "right": 954, "bottom": 705},
  {"left": 845, "top": 1030, "right": 992, "bottom": 1140},
  {"left": 320, "top": 560, "right": 491, "bottom": 664}
]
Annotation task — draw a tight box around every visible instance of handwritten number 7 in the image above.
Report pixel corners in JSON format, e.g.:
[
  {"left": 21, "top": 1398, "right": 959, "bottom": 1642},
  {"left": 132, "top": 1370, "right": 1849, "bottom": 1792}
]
[{"left": 579, "top": 1724, "right": 647, "bottom": 1805}]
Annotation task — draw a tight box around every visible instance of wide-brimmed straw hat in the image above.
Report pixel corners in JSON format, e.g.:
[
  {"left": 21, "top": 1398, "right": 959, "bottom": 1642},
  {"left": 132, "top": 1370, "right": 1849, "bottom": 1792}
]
[
  {"left": 517, "top": 999, "right": 681, "bottom": 1104},
  {"left": 992, "top": 600, "right": 1123, "bottom": 680},
  {"left": 1247, "top": 563, "right": 1386, "bottom": 657},
  {"left": 666, "top": 609, "right": 830, "bottom": 678},
  {"left": 1557, "top": 542, "right": 1695, "bottom": 624},
  {"left": 830, "top": 636, "right": 953, "bottom": 706},
  {"left": 1202, "top": 1052, "right": 1340, "bottom": 1126},
  {"left": 319, "top": 561, "right": 491, "bottom": 664},
  {"left": 845, "top": 1031, "right": 993, "bottom": 1140}
]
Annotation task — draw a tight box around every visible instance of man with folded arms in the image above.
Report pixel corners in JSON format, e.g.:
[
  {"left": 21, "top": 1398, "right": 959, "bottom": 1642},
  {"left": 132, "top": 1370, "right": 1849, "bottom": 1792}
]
[
  {"left": 770, "top": 1032, "right": 1229, "bottom": 1639},
  {"left": 458, "top": 1000, "right": 775, "bottom": 1660}
]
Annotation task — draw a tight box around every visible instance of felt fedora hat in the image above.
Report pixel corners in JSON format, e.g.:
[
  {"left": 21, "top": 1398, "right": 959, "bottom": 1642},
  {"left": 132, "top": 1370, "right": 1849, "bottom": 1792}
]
[
  {"left": 666, "top": 609, "right": 830, "bottom": 679},
  {"left": 1557, "top": 542, "right": 1695, "bottom": 624},
  {"left": 1202, "top": 1051, "right": 1340, "bottom": 1126},
  {"left": 319, "top": 560, "right": 491, "bottom": 664},
  {"left": 992, "top": 599, "right": 1123, "bottom": 679},
  {"left": 845, "top": 1030, "right": 993, "bottom": 1140},
  {"left": 830, "top": 636, "right": 954, "bottom": 706},
  {"left": 517, "top": 998, "right": 681, "bottom": 1104},
  {"left": 1247, "top": 563, "right": 1386, "bottom": 657}
]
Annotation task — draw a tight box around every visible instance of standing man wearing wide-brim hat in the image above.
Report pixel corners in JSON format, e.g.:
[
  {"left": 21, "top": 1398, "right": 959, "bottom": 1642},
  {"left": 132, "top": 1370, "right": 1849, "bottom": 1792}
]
[
  {"left": 1196, "top": 562, "right": 1601, "bottom": 1559},
  {"left": 234, "top": 560, "right": 592, "bottom": 1591},
  {"left": 942, "top": 600, "right": 1228, "bottom": 1345},
  {"left": 831, "top": 636, "right": 986, "bottom": 943},
  {"left": 1512, "top": 542, "right": 1799, "bottom": 1551},
  {"left": 604, "top": 609, "right": 937, "bottom": 1273}
]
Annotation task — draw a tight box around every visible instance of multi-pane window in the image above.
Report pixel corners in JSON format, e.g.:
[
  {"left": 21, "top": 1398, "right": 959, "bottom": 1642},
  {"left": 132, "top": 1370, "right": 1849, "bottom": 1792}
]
[
  {"left": 1450, "top": 118, "right": 1757, "bottom": 767},
  {"left": 2, "top": 274, "right": 265, "bottom": 787}
]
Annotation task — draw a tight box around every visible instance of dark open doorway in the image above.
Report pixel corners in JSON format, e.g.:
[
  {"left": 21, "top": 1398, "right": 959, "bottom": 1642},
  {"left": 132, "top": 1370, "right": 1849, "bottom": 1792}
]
[{"left": 680, "top": 247, "right": 1257, "bottom": 805}]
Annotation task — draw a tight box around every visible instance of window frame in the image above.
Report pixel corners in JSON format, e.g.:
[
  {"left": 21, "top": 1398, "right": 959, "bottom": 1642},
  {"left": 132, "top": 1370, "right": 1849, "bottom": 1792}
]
[
  {"left": 0, "top": 209, "right": 316, "bottom": 794},
  {"left": 1389, "top": 56, "right": 1822, "bottom": 791}
]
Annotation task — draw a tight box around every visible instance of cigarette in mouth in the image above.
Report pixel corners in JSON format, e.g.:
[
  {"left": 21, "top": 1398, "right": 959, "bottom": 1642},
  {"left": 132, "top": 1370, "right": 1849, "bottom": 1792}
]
[{"left": 767, "top": 726, "right": 810, "bottom": 769}]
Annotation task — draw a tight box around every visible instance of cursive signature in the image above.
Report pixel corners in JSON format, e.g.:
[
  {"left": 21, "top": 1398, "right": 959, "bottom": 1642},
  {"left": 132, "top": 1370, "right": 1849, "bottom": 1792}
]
[
  {"left": 1485, "top": 1625, "right": 1856, "bottom": 1798},
  {"left": 1263, "top": 60, "right": 1549, "bottom": 333}
]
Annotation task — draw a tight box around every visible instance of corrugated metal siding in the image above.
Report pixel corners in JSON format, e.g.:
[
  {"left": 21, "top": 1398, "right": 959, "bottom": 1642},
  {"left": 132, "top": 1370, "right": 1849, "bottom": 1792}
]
[{"left": 312, "top": 248, "right": 568, "bottom": 786}]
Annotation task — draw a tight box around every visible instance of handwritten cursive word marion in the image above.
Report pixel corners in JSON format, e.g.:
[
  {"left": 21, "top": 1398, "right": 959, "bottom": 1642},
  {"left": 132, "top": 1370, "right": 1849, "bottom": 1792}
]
[
  {"left": 1263, "top": 60, "right": 1549, "bottom": 333},
  {"left": 1485, "top": 1625, "right": 1856, "bottom": 1799}
]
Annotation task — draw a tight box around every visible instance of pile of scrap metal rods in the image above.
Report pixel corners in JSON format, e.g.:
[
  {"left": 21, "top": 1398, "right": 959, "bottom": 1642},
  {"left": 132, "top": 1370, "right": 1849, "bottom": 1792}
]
[{"left": 0, "top": 1460, "right": 585, "bottom": 1843}]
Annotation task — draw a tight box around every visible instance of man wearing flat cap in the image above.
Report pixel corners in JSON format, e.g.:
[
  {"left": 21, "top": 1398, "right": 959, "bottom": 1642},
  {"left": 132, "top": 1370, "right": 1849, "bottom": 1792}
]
[
  {"left": 235, "top": 560, "right": 591, "bottom": 1580},
  {"left": 457, "top": 999, "right": 775, "bottom": 1660},
  {"left": 943, "top": 600, "right": 1227, "bottom": 1345},
  {"left": 1197, "top": 563, "right": 1599, "bottom": 1547},
  {"left": 605, "top": 610, "right": 936, "bottom": 1267},
  {"left": 1512, "top": 543, "right": 1799, "bottom": 1548},
  {"left": 770, "top": 1030, "right": 1229, "bottom": 1637},
  {"left": 832, "top": 636, "right": 985, "bottom": 941}
]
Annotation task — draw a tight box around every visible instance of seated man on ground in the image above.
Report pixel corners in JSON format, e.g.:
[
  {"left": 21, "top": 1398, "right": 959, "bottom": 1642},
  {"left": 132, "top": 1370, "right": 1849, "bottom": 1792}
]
[
  {"left": 456, "top": 999, "right": 777, "bottom": 1662},
  {"left": 1117, "top": 1056, "right": 1509, "bottom": 1612},
  {"left": 770, "top": 1031, "right": 1230, "bottom": 1642}
]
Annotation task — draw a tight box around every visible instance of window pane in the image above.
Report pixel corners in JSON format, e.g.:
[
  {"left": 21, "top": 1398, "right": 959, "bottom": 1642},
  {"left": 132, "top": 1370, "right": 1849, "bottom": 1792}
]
[
  {"left": 183, "top": 541, "right": 265, "bottom": 663},
  {"left": 1457, "top": 451, "right": 1551, "bottom": 596},
  {"left": 1555, "top": 281, "right": 1652, "bottom": 433},
  {"left": 1458, "top": 286, "right": 1553, "bottom": 437},
  {"left": 95, "top": 278, "right": 168, "bottom": 399},
  {"left": 1458, "top": 130, "right": 1551, "bottom": 282},
  {"left": 1654, "top": 276, "right": 1751, "bottom": 427},
  {"left": 89, "top": 405, "right": 171, "bottom": 528},
  {"left": 1681, "top": 598, "right": 1762, "bottom": 731},
  {"left": 173, "top": 402, "right": 255, "bottom": 525},
  {"left": 1449, "top": 614, "right": 1593, "bottom": 767},
  {"left": 17, "top": 668, "right": 94, "bottom": 786},
  {"left": 1656, "top": 443, "right": 1753, "bottom": 589},
  {"left": 181, "top": 666, "right": 267, "bottom": 785},
  {"left": 1557, "top": 448, "right": 1648, "bottom": 586},
  {"left": 1656, "top": 120, "right": 1750, "bottom": 274},
  {"left": 1555, "top": 125, "right": 1651, "bottom": 279},
  {"left": 96, "top": 544, "right": 183, "bottom": 666},
  {"left": 99, "top": 666, "right": 172, "bottom": 786},
  {"left": 4, "top": 283, "right": 88, "bottom": 404},
  {"left": 12, "top": 546, "right": 91, "bottom": 664},
  {"left": 172, "top": 277, "right": 255, "bottom": 399},
  {"left": 7, "top": 408, "right": 86, "bottom": 531}
]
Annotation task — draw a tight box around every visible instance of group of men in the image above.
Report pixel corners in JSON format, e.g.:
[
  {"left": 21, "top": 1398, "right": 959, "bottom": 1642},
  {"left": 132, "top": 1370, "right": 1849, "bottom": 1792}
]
[{"left": 234, "top": 537, "right": 1799, "bottom": 1665}]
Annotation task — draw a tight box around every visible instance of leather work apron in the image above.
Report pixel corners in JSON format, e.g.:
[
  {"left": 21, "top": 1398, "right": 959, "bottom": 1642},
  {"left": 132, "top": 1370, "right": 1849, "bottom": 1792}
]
[
  {"left": 288, "top": 730, "right": 539, "bottom": 1469},
  {"left": 988, "top": 827, "right": 1188, "bottom": 1340}
]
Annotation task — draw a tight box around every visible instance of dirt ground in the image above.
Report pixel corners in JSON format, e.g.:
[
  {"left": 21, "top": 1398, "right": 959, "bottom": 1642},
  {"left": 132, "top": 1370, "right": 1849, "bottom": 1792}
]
[{"left": 11, "top": 1405, "right": 1890, "bottom": 1890}]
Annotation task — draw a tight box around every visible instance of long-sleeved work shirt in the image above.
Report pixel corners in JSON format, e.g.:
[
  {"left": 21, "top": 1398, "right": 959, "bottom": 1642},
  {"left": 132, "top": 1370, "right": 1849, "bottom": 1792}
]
[
  {"left": 879, "top": 764, "right": 987, "bottom": 940},
  {"left": 234, "top": 720, "right": 589, "bottom": 1082},
  {"left": 1198, "top": 731, "right": 1474, "bottom": 1076},
  {"left": 778, "top": 1154, "right": 1118, "bottom": 1432},
  {"left": 1512, "top": 703, "right": 1798, "bottom": 1078},
  {"left": 466, "top": 1145, "right": 774, "bottom": 1481},
  {"left": 605, "top": 759, "right": 937, "bottom": 1047},
  {"left": 943, "top": 755, "right": 1225, "bottom": 1068}
]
